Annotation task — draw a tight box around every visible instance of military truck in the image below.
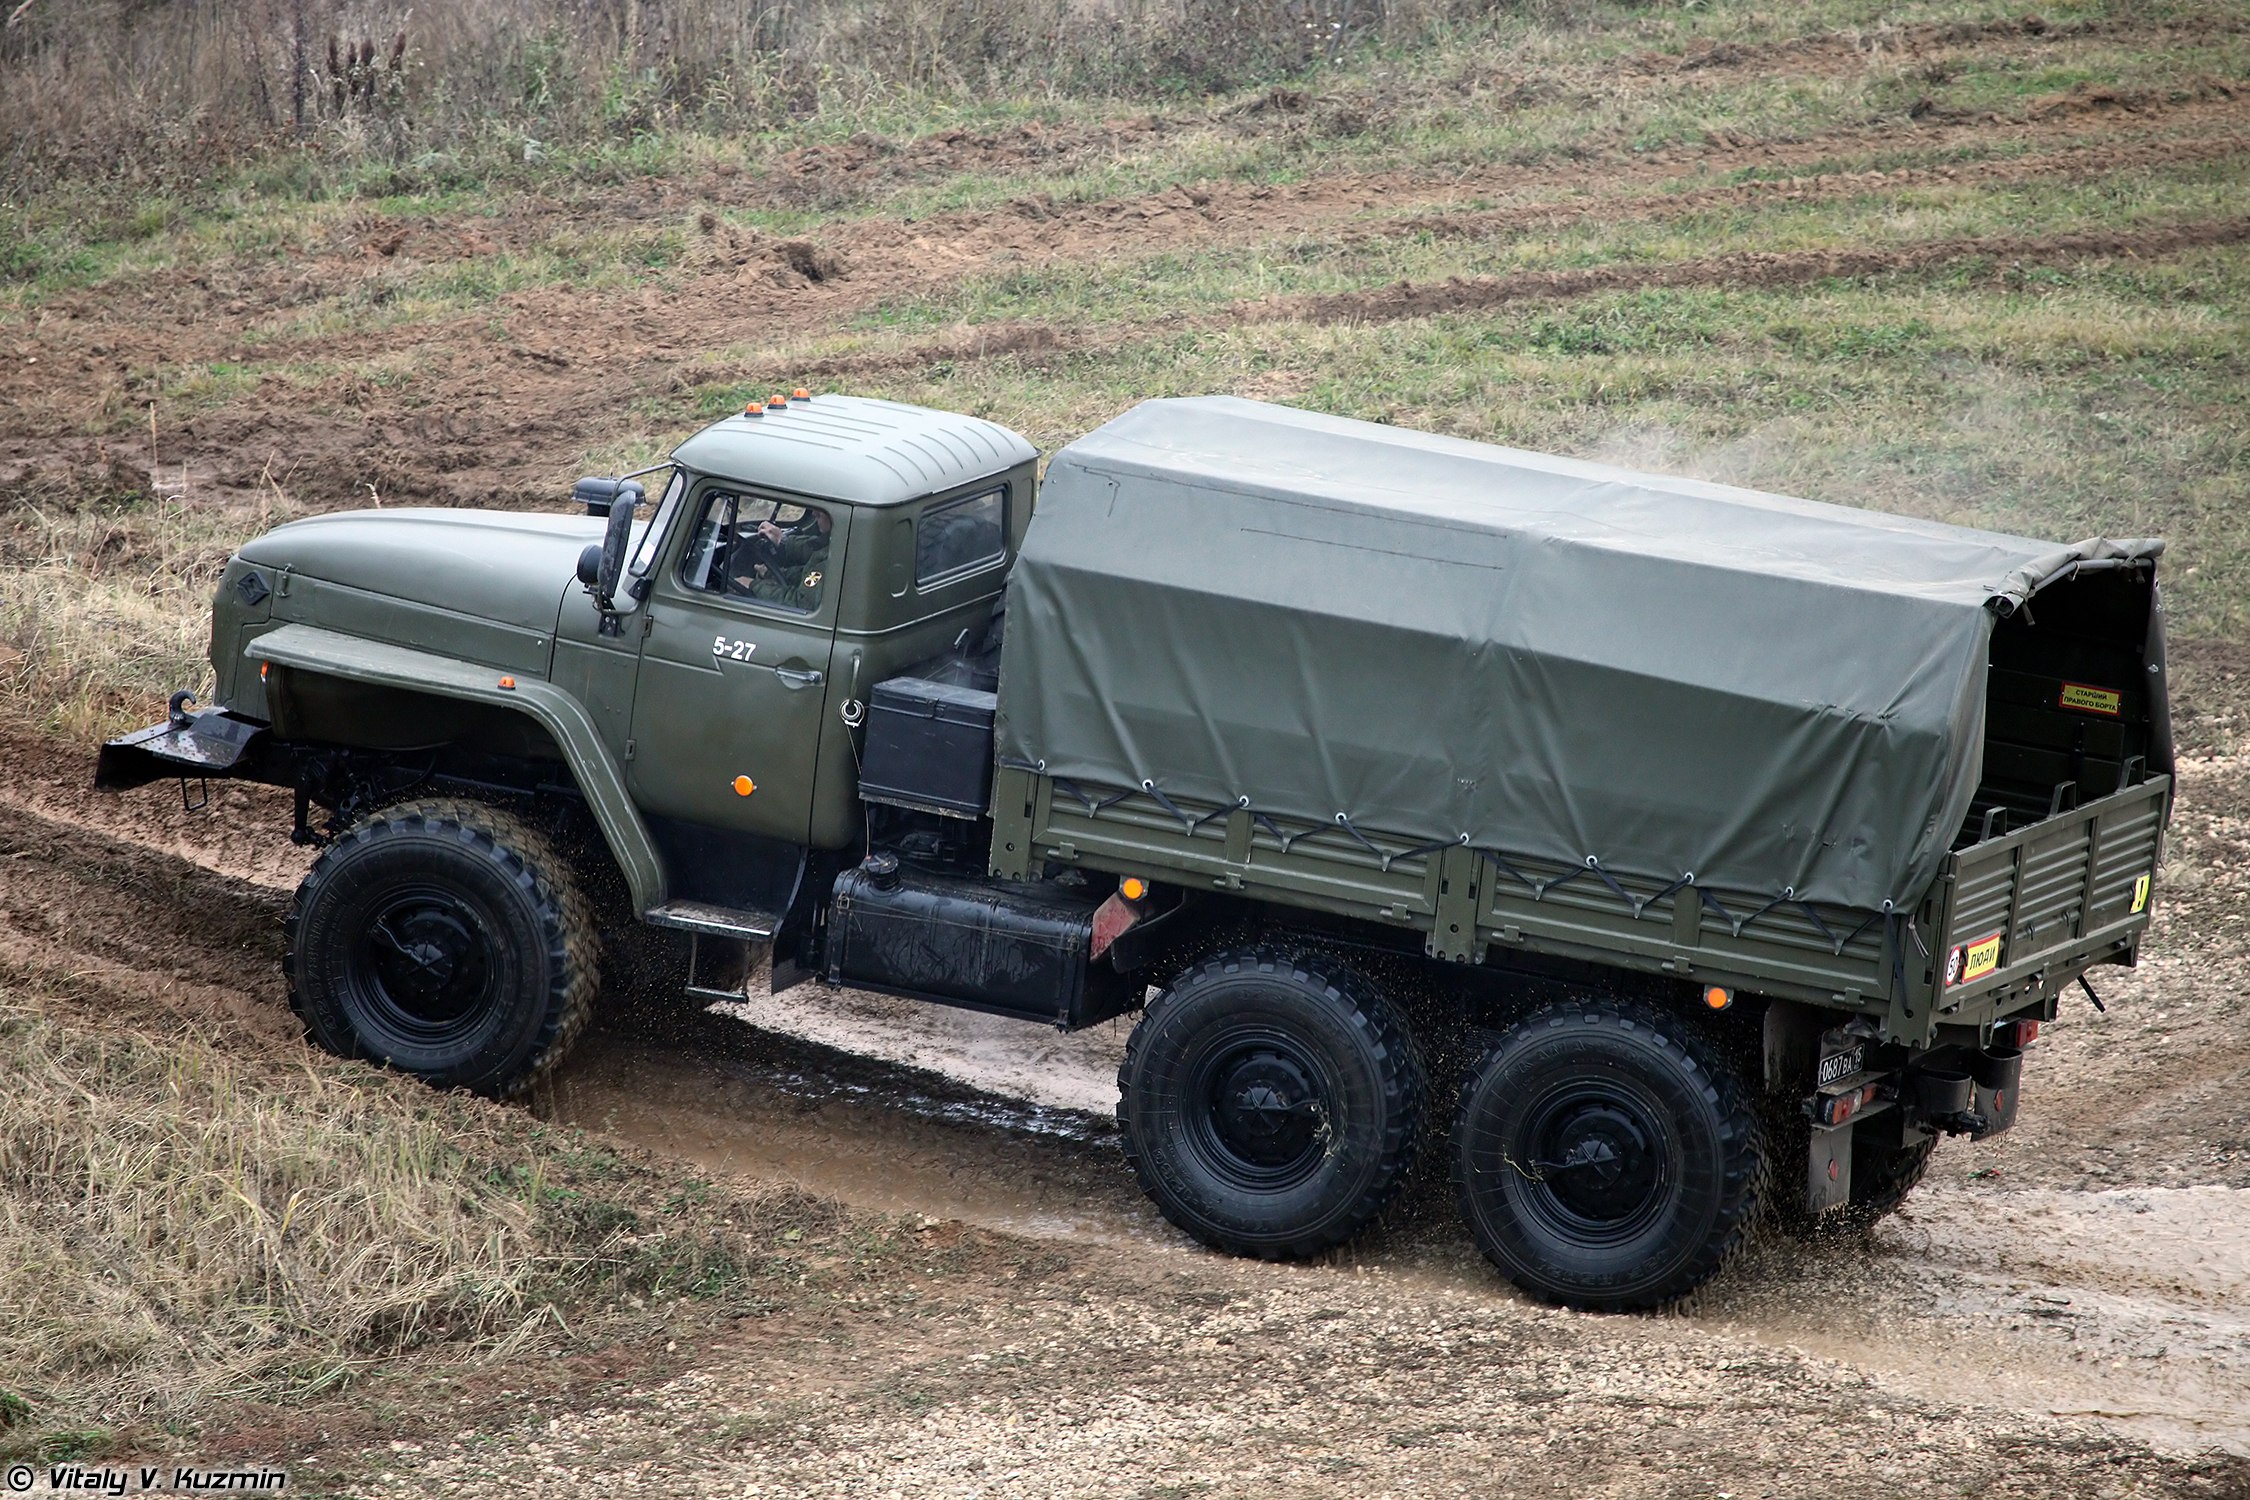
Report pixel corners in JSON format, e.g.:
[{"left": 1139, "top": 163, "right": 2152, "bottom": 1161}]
[{"left": 98, "top": 393, "right": 2173, "bottom": 1311}]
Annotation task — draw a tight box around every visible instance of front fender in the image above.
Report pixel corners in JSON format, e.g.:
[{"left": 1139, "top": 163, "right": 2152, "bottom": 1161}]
[{"left": 245, "top": 623, "right": 667, "bottom": 911}]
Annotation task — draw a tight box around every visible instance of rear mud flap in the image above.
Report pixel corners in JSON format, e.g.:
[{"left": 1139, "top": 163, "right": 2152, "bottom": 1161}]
[
  {"left": 95, "top": 706, "right": 264, "bottom": 791},
  {"left": 1807, "top": 1119, "right": 1854, "bottom": 1214}
]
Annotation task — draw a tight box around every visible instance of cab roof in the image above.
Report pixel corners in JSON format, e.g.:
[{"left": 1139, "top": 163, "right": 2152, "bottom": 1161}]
[{"left": 670, "top": 394, "right": 1036, "bottom": 507}]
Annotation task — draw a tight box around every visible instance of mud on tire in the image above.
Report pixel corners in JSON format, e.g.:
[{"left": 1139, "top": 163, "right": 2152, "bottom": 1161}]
[
  {"left": 286, "top": 797, "right": 599, "bottom": 1098},
  {"left": 1118, "top": 947, "right": 1425, "bottom": 1260},
  {"left": 1454, "top": 1000, "right": 1765, "bottom": 1312}
]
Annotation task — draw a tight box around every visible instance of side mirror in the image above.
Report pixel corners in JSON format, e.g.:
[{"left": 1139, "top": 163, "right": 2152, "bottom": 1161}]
[
  {"left": 574, "top": 476, "right": 644, "bottom": 518},
  {"left": 583, "top": 494, "right": 637, "bottom": 611}
]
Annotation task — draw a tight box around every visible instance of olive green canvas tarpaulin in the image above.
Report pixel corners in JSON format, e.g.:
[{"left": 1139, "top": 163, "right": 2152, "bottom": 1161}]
[{"left": 997, "top": 397, "right": 2163, "bottom": 913}]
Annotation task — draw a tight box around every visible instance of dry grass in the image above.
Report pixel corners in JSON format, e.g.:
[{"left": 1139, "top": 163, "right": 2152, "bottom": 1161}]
[
  {"left": 0, "top": 993, "right": 836, "bottom": 1461},
  {"left": 0, "top": 0, "right": 1519, "bottom": 196},
  {"left": 0, "top": 467, "right": 273, "bottom": 741}
]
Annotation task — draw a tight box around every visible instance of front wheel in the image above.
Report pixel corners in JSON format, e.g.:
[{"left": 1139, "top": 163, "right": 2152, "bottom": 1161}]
[
  {"left": 285, "top": 797, "right": 599, "bottom": 1097},
  {"left": 1454, "top": 1001, "right": 1765, "bottom": 1312},
  {"left": 1118, "top": 948, "right": 1425, "bottom": 1260}
]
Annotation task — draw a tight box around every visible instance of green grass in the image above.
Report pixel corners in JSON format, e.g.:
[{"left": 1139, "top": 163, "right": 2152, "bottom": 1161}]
[{"left": 0, "top": 989, "right": 864, "bottom": 1460}]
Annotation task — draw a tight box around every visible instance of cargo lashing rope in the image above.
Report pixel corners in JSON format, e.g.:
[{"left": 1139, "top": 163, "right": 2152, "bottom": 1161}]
[{"left": 1331, "top": 812, "right": 1467, "bottom": 873}]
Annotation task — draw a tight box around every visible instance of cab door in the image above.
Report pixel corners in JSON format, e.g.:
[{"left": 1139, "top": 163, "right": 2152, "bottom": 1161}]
[{"left": 627, "top": 485, "right": 846, "bottom": 845}]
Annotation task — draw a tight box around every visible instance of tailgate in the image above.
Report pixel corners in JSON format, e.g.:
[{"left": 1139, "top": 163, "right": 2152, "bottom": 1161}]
[{"left": 1935, "top": 773, "right": 2170, "bottom": 1009}]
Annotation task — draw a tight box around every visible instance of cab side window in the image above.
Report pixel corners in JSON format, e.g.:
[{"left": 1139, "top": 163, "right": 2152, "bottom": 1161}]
[
  {"left": 681, "top": 490, "right": 833, "bottom": 613},
  {"left": 915, "top": 487, "right": 1005, "bottom": 588}
]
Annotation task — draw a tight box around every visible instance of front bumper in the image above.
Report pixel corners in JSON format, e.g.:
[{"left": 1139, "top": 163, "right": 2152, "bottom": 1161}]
[{"left": 95, "top": 698, "right": 266, "bottom": 791}]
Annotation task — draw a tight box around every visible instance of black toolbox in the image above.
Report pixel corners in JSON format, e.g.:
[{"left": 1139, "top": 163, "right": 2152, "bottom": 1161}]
[{"left": 857, "top": 676, "right": 996, "bottom": 819}]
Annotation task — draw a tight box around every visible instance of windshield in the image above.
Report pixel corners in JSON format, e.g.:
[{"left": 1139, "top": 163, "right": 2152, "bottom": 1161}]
[{"left": 628, "top": 468, "right": 687, "bottom": 578}]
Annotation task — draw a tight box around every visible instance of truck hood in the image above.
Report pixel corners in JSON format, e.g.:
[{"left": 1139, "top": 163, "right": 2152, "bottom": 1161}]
[{"left": 238, "top": 507, "right": 601, "bottom": 637}]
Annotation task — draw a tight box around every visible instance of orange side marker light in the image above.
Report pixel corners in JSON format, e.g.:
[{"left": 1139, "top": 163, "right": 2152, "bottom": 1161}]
[
  {"left": 1703, "top": 986, "right": 1732, "bottom": 1011},
  {"left": 1120, "top": 877, "right": 1149, "bottom": 902},
  {"left": 733, "top": 775, "right": 756, "bottom": 797}
]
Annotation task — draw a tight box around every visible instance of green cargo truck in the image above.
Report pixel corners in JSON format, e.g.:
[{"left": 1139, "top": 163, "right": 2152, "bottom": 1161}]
[{"left": 98, "top": 393, "right": 2173, "bottom": 1310}]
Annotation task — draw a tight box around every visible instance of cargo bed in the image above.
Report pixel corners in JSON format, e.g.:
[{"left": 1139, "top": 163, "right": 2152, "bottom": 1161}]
[{"left": 990, "top": 761, "right": 2167, "bottom": 1043}]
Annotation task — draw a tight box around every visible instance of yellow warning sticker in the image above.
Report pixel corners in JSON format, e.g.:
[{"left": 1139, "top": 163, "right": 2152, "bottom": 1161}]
[
  {"left": 2131, "top": 874, "right": 2151, "bottom": 914},
  {"left": 1962, "top": 932, "right": 2003, "bottom": 983},
  {"left": 2059, "top": 681, "right": 2123, "bottom": 717}
]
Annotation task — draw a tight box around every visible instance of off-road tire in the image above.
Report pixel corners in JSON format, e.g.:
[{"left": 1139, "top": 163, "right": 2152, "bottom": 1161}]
[
  {"left": 1118, "top": 947, "right": 1425, "bottom": 1260},
  {"left": 286, "top": 797, "right": 599, "bottom": 1098},
  {"left": 1454, "top": 1001, "right": 1766, "bottom": 1312}
]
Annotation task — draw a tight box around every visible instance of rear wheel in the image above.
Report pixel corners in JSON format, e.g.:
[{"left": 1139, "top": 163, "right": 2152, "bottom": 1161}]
[
  {"left": 286, "top": 798, "right": 598, "bottom": 1097},
  {"left": 1454, "top": 1001, "right": 1765, "bottom": 1311},
  {"left": 1118, "top": 948, "right": 1424, "bottom": 1260}
]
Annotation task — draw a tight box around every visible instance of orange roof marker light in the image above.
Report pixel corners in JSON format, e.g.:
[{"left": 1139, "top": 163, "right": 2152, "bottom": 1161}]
[
  {"left": 498, "top": 676, "right": 517, "bottom": 691},
  {"left": 743, "top": 402, "right": 764, "bottom": 417},
  {"left": 1703, "top": 986, "right": 1732, "bottom": 1011},
  {"left": 792, "top": 388, "right": 812, "bottom": 401},
  {"left": 767, "top": 394, "right": 787, "bottom": 409}
]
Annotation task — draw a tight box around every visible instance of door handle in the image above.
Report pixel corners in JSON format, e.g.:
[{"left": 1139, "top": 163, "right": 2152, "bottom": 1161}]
[{"left": 775, "top": 667, "right": 825, "bottom": 689}]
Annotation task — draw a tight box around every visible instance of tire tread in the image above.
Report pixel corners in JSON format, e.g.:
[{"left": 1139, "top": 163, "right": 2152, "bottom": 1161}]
[
  {"left": 1117, "top": 945, "right": 1424, "bottom": 1260},
  {"left": 285, "top": 796, "right": 599, "bottom": 1097}
]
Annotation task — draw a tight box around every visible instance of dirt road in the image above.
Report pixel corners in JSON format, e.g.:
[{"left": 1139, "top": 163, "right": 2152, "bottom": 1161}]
[{"left": 7, "top": 729, "right": 2249, "bottom": 1492}]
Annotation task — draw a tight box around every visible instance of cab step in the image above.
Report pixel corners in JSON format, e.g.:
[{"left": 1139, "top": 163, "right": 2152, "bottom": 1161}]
[
  {"left": 643, "top": 903, "right": 779, "bottom": 1001},
  {"left": 644, "top": 900, "right": 778, "bottom": 941}
]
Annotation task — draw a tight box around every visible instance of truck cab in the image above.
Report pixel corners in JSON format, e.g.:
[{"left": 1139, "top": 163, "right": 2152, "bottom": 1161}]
[{"left": 604, "top": 397, "right": 1032, "bottom": 858}]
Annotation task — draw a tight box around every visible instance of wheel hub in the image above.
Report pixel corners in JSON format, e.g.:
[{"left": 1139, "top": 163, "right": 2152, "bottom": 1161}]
[
  {"left": 365, "top": 896, "right": 493, "bottom": 1028},
  {"left": 1530, "top": 1099, "right": 1663, "bottom": 1227},
  {"left": 1207, "top": 1048, "right": 1324, "bottom": 1175}
]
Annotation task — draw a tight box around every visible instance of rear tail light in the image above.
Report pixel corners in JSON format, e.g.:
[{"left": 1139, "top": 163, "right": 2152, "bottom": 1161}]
[
  {"left": 1815, "top": 1082, "right": 1882, "bottom": 1127},
  {"left": 1995, "top": 1018, "right": 2040, "bottom": 1049}
]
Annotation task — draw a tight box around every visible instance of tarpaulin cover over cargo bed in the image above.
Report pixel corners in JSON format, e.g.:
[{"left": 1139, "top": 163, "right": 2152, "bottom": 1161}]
[{"left": 997, "top": 397, "right": 2163, "bottom": 913}]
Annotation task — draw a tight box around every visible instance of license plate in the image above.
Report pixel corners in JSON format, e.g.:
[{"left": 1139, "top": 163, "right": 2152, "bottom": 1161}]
[{"left": 1817, "top": 1045, "right": 1865, "bottom": 1087}]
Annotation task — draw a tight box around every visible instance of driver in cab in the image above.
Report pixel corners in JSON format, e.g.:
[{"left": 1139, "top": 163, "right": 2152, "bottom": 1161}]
[{"left": 729, "top": 505, "right": 830, "bottom": 610}]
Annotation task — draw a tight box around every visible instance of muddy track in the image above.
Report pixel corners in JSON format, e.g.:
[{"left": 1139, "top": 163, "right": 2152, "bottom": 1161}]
[
  {"left": 776, "top": 214, "right": 2250, "bottom": 383},
  {"left": 8, "top": 733, "right": 2250, "bottom": 1463},
  {"left": 1284, "top": 214, "right": 2250, "bottom": 324},
  {"left": 1617, "top": 12, "right": 2246, "bottom": 79},
  {"left": 1380, "top": 124, "right": 2250, "bottom": 247}
]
